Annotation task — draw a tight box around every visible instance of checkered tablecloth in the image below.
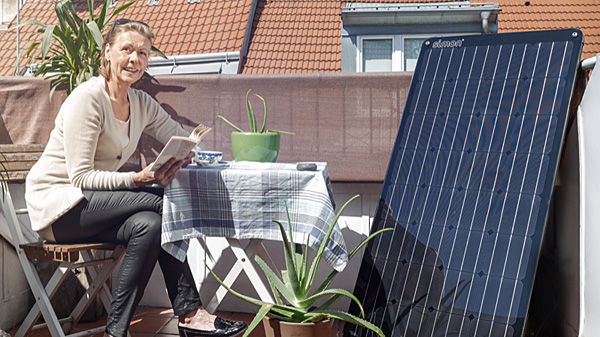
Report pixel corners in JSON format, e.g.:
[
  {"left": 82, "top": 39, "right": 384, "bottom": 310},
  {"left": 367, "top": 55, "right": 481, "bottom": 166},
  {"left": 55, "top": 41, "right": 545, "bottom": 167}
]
[{"left": 161, "top": 161, "right": 348, "bottom": 271}]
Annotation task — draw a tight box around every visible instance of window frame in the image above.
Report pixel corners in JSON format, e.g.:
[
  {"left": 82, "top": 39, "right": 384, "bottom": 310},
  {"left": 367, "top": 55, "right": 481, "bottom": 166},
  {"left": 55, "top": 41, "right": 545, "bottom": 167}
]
[{"left": 357, "top": 33, "right": 462, "bottom": 72}]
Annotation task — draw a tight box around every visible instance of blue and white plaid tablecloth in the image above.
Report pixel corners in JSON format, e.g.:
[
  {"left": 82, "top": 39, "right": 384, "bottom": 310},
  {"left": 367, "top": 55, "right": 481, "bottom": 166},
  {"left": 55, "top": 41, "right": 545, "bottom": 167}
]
[{"left": 161, "top": 161, "right": 348, "bottom": 271}]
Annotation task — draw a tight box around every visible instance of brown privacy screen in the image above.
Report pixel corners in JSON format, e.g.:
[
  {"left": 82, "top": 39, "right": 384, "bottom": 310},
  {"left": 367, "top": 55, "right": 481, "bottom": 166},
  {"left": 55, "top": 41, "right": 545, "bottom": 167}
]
[{"left": 0, "top": 72, "right": 412, "bottom": 182}]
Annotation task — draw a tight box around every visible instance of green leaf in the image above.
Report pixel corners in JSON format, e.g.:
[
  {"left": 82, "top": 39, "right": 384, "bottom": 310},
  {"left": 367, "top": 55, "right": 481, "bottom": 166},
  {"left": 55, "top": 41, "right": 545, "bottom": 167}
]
[
  {"left": 242, "top": 304, "right": 272, "bottom": 337},
  {"left": 312, "top": 310, "right": 385, "bottom": 337},
  {"left": 255, "top": 93, "right": 267, "bottom": 133},
  {"left": 86, "top": 21, "right": 104, "bottom": 50},
  {"left": 254, "top": 256, "right": 294, "bottom": 306},
  {"left": 266, "top": 129, "right": 296, "bottom": 135},
  {"left": 246, "top": 89, "right": 257, "bottom": 132},
  {"left": 96, "top": 0, "right": 108, "bottom": 28},
  {"left": 10, "top": 19, "right": 47, "bottom": 30},
  {"left": 272, "top": 220, "right": 303, "bottom": 300},
  {"left": 314, "top": 294, "right": 342, "bottom": 311},
  {"left": 152, "top": 45, "right": 168, "bottom": 59},
  {"left": 40, "top": 25, "right": 56, "bottom": 59},
  {"left": 216, "top": 115, "right": 243, "bottom": 132},
  {"left": 106, "top": 0, "right": 135, "bottom": 20},
  {"left": 315, "top": 227, "right": 394, "bottom": 295},
  {"left": 305, "top": 195, "right": 360, "bottom": 293},
  {"left": 298, "top": 288, "right": 364, "bottom": 318}
]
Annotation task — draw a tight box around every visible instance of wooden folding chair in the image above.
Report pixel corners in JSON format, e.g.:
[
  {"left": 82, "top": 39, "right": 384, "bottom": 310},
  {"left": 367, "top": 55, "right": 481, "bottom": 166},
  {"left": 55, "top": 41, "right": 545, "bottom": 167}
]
[{"left": 0, "top": 144, "right": 126, "bottom": 337}]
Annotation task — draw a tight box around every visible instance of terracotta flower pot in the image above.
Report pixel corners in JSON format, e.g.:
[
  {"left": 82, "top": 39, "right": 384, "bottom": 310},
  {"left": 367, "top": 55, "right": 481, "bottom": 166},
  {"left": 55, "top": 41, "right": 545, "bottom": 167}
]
[{"left": 262, "top": 317, "right": 335, "bottom": 337}]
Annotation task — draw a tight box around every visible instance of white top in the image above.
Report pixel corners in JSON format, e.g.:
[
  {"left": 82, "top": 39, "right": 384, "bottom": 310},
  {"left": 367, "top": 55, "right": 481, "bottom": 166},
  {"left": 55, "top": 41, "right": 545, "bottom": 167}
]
[
  {"left": 114, "top": 117, "right": 130, "bottom": 149},
  {"left": 25, "top": 76, "right": 194, "bottom": 232}
]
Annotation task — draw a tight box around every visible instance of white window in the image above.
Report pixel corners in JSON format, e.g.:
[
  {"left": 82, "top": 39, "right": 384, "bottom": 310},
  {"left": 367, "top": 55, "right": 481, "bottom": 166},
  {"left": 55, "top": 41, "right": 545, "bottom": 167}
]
[{"left": 358, "top": 35, "right": 429, "bottom": 72}]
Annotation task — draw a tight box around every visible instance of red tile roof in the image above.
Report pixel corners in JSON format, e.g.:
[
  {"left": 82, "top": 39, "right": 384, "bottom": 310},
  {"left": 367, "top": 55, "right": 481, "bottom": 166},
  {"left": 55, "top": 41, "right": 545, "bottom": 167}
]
[
  {"left": 497, "top": 0, "right": 600, "bottom": 60},
  {"left": 0, "top": 0, "right": 598, "bottom": 76},
  {"left": 0, "top": 0, "right": 254, "bottom": 76},
  {"left": 241, "top": 0, "right": 342, "bottom": 74},
  {"left": 241, "top": 0, "right": 600, "bottom": 74}
]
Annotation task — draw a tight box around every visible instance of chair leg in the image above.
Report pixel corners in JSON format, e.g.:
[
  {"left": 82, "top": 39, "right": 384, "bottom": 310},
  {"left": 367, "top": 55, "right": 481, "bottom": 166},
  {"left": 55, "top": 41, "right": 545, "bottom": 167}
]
[
  {"left": 15, "top": 258, "right": 70, "bottom": 337},
  {"left": 66, "top": 247, "right": 125, "bottom": 331}
]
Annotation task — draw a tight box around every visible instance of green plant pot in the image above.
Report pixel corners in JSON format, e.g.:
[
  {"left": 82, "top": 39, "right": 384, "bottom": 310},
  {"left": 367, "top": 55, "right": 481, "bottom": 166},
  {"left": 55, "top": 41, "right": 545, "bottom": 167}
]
[{"left": 231, "top": 132, "right": 280, "bottom": 162}]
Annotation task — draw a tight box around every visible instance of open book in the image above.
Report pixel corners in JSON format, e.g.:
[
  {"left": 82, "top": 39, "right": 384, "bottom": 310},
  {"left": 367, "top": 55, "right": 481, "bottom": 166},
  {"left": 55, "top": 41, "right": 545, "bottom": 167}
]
[{"left": 149, "top": 124, "right": 211, "bottom": 171}]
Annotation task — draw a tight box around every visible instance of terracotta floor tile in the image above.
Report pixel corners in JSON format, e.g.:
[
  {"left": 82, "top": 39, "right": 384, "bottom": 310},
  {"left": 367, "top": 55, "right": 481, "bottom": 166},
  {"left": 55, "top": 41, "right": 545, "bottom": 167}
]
[
  {"left": 129, "top": 332, "right": 155, "bottom": 337},
  {"left": 133, "top": 307, "right": 174, "bottom": 319},
  {"left": 8, "top": 307, "right": 272, "bottom": 337},
  {"left": 129, "top": 315, "right": 171, "bottom": 333},
  {"left": 157, "top": 317, "right": 179, "bottom": 335}
]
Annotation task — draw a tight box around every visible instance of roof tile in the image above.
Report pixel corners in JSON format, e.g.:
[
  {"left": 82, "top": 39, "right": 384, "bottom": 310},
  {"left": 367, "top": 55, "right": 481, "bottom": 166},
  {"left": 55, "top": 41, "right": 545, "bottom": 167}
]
[
  {"left": 0, "top": 0, "right": 599, "bottom": 76},
  {"left": 0, "top": 0, "right": 255, "bottom": 75}
]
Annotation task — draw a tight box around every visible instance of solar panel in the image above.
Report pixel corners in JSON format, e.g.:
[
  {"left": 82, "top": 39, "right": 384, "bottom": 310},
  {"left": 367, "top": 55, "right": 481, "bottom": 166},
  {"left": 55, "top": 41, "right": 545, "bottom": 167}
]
[{"left": 346, "top": 29, "right": 583, "bottom": 337}]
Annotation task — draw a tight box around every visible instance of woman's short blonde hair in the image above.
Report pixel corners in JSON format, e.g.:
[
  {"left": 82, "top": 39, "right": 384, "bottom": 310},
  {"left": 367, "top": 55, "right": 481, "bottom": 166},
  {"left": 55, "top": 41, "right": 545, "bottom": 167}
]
[{"left": 99, "top": 19, "right": 154, "bottom": 79}]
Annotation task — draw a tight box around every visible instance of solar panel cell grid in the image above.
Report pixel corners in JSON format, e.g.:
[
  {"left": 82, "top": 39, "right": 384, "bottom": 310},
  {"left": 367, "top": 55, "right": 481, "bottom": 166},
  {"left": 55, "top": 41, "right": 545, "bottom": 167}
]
[{"left": 347, "top": 29, "right": 583, "bottom": 337}]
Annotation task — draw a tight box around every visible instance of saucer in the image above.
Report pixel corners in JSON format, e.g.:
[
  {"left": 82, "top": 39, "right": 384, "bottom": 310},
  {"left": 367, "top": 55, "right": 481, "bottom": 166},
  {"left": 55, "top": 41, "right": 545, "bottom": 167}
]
[{"left": 196, "top": 161, "right": 228, "bottom": 167}]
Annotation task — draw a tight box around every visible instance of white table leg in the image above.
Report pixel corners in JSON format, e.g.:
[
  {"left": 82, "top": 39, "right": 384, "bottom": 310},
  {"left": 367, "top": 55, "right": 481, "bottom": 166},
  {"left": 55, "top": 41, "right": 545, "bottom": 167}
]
[{"left": 205, "top": 238, "right": 275, "bottom": 313}]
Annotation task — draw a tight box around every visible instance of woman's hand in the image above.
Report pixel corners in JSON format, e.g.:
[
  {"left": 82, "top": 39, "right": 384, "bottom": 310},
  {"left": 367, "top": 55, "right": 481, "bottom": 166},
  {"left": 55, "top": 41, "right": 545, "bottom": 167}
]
[
  {"left": 133, "top": 156, "right": 186, "bottom": 186},
  {"left": 181, "top": 151, "right": 195, "bottom": 168}
]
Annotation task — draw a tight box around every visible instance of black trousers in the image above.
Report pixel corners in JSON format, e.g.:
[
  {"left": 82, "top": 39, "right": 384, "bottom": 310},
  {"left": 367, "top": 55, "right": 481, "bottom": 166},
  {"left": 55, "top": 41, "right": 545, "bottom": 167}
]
[{"left": 51, "top": 187, "right": 202, "bottom": 337}]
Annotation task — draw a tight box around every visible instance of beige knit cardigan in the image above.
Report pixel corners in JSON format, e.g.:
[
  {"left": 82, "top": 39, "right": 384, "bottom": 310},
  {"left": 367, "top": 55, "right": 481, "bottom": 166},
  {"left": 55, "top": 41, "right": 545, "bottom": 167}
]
[{"left": 25, "top": 76, "right": 192, "bottom": 233}]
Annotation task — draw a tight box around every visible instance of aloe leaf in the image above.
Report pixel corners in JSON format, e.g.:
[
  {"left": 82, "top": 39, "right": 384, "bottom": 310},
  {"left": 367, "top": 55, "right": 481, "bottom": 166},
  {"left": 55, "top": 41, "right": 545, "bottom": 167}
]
[
  {"left": 255, "top": 256, "right": 295, "bottom": 306},
  {"left": 255, "top": 93, "right": 267, "bottom": 133},
  {"left": 216, "top": 115, "right": 243, "bottom": 132},
  {"left": 298, "top": 288, "right": 364, "bottom": 317},
  {"left": 246, "top": 89, "right": 257, "bottom": 132},
  {"left": 266, "top": 129, "right": 296, "bottom": 135},
  {"left": 272, "top": 220, "right": 303, "bottom": 299},
  {"left": 301, "top": 234, "right": 310, "bottom": 288},
  {"left": 312, "top": 309, "right": 385, "bottom": 337},
  {"left": 204, "top": 259, "right": 303, "bottom": 317},
  {"left": 204, "top": 260, "right": 266, "bottom": 307},
  {"left": 315, "top": 227, "right": 394, "bottom": 294},
  {"left": 306, "top": 194, "right": 360, "bottom": 292},
  {"left": 314, "top": 294, "right": 342, "bottom": 311},
  {"left": 282, "top": 202, "right": 304, "bottom": 280},
  {"left": 242, "top": 303, "right": 272, "bottom": 337},
  {"left": 299, "top": 312, "right": 328, "bottom": 323}
]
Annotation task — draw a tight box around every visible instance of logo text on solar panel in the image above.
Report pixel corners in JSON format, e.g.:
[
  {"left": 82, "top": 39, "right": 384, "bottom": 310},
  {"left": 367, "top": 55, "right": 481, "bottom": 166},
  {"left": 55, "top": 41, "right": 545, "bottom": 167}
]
[{"left": 431, "top": 39, "right": 464, "bottom": 48}]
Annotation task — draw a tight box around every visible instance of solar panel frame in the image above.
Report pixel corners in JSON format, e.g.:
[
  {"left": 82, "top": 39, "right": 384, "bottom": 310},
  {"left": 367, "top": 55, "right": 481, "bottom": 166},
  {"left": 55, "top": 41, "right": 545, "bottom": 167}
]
[{"left": 347, "top": 29, "right": 583, "bottom": 337}]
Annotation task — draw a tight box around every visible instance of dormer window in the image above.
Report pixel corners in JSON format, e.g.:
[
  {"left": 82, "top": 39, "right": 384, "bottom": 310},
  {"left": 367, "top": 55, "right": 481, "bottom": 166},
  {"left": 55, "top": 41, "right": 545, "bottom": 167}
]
[{"left": 342, "top": 2, "right": 500, "bottom": 72}]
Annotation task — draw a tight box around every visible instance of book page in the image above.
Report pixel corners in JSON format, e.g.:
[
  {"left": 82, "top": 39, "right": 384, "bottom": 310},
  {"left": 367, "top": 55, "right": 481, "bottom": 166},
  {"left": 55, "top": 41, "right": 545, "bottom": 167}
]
[{"left": 149, "top": 136, "right": 196, "bottom": 171}]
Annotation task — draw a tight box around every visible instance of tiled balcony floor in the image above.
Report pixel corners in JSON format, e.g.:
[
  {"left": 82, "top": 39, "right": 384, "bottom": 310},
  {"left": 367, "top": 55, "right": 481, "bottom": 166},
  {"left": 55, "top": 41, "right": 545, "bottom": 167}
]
[{"left": 8, "top": 307, "right": 266, "bottom": 337}]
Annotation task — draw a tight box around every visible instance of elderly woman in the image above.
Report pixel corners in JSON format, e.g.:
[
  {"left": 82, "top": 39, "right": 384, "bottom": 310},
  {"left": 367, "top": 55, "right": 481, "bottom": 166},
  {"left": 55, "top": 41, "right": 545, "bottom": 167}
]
[{"left": 24, "top": 19, "right": 247, "bottom": 337}]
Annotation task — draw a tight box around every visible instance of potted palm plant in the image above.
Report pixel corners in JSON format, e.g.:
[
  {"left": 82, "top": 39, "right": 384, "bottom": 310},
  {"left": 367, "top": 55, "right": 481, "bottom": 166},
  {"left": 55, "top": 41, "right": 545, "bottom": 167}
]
[
  {"left": 14, "top": 0, "right": 166, "bottom": 99},
  {"left": 206, "top": 195, "right": 390, "bottom": 337},
  {"left": 217, "top": 89, "right": 294, "bottom": 162}
]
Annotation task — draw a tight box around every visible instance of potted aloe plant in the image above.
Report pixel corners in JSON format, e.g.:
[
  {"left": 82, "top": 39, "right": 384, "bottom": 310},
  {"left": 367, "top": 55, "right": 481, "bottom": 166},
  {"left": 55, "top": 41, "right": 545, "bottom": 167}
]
[
  {"left": 206, "top": 195, "right": 390, "bottom": 337},
  {"left": 217, "top": 89, "right": 294, "bottom": 162}
]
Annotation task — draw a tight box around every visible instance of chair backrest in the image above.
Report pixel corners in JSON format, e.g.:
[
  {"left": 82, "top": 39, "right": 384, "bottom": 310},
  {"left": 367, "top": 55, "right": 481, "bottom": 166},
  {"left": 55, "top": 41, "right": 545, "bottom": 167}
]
[{"left": 0, "top": 144, "right": 45, "bottom": 247}]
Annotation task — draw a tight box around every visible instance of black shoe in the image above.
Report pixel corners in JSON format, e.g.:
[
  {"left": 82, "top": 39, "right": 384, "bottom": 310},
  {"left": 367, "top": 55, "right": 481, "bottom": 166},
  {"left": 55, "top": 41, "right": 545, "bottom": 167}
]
[{"left": 178, "top": 317, "right": 248, "bottom": 337}]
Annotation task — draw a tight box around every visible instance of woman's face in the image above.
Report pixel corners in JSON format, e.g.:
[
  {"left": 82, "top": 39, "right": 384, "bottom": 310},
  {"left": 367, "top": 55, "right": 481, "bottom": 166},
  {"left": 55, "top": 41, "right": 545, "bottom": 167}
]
[{"left": 104, "top": 30, "right": 151, "bottom": 86}]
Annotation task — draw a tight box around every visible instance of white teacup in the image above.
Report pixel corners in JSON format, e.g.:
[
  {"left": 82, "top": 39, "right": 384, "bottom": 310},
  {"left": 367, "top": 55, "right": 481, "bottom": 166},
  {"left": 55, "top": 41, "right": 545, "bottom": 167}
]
[{"left": 195, "top": 151, "right": 223, "bottom": 164}]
